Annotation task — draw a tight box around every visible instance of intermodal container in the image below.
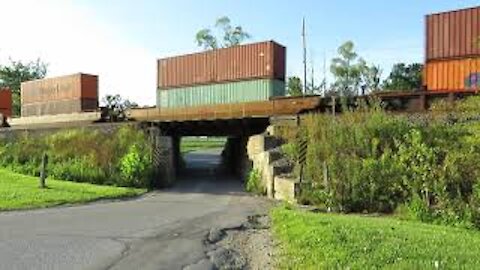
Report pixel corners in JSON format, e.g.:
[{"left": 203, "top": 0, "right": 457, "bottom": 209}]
[
  {"left": 21, "top": 73, "right": 98, "bottom": 104},
  {"left": 424, "top": 57, "right": 480, "bottom": 91},
  {"left": 21, "top": 98, "right": 98, "bottom": 117},
  {"left": 426, "top": 6, "right": 480, "bottom": 61},
  {"left": 158, "top": 41, "right": 286, "bottom": 89},
  {"left": 157, "top": 79, "right": 285, "bottom": 108},
  {"left": 0, "top": 88, "right": 12, "bottom": 117}
]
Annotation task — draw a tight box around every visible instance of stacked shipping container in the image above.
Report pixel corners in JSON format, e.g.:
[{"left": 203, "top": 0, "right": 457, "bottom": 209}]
[
  {"left": 0, "top": 88, "right": 12, "bottom": 117},
  {"left": 157, "top": 41, "right": 286, "bottom": 108},
  {"left": 21, "top": 73, "right": 99, "bottom": 117},
  {"left": 424, "top": 6, "right": 480, "bottom": 91}
]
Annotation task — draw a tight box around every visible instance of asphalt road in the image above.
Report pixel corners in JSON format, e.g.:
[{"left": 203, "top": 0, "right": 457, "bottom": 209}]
[{"left": 0, "top": 149, "right": 269, "bottom": 270}]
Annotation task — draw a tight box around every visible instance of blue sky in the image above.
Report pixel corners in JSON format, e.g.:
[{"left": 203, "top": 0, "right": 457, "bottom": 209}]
[{"left": 1, "top": 0, "right": 478, "bottom": 105}]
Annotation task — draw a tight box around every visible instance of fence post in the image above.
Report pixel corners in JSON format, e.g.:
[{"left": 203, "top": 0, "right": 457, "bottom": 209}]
[
  {"left": 323, "top": 161, "right": 328, "bottom": 188},
  {"left": 39, "top": 153, "right": 48, "bottom": 189},
  {"left": 331, "top": 96, "right": 336, "bottom": 116}
]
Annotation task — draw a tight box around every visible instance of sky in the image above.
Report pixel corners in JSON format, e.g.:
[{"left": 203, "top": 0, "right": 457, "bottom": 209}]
[{"left": 0, "top": 0, "right": 478, "bottom": 106}]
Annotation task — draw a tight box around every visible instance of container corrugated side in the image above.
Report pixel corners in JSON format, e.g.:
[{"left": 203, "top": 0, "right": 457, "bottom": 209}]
[
  {"left": 424, "top": 57, "right": 480, "bottom": 91},
  {"left": 157, "top": 41, "right": 286, "bottom": 89},
  {"left": 21, "top": 98, "right": 98, "bottom": 117},
  {"left": 21, "top": 73, "right": 98, "bottom": 104},
  {"left": 0, "top": 88, "right": 12, "bottom": 117},
  {"left": 426, "top": 6, "right": 480, "bottom": 61},
  {"left": 157, "top": 79, "right": 285, "bottom": 108}
]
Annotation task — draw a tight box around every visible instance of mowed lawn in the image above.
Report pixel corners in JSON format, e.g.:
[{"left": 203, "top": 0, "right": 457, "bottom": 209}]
[
  {"left": 271, "top": 207, "right": 480, "bottom": 269},
  {"left": 181, "top": 137, "right": 227, "bottom": 153},
  {"left": 0, "top": 169, "right": 146, "bottom": 211}
]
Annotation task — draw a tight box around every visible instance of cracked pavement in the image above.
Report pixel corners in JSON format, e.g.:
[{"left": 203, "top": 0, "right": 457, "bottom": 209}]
[{"left": 0, "top": 150, "right": 270, "bottom": 270}]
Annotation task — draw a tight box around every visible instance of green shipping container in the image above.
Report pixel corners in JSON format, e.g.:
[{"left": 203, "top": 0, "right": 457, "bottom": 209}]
[{"left": 157, "top": 79, "right": 285, "bottom": 108}]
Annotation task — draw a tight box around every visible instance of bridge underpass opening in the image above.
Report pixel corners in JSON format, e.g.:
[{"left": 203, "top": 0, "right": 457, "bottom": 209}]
[
  {"left": 147, "top": 118, "right": 270, "bottom": 189},
  {"left": 178, "top": 136, "right": 249, "bottom": 180}
]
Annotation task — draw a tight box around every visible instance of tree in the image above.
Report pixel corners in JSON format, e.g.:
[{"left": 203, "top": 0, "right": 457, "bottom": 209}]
[
  {"left": 382, "top": 63, "right": 423, "bottom": 92},
  {"left": 0, "top": 59, "right": 47, "bottom": 116},
  {"left": 287, "top": 76, "right": 303, "bottom": 97},
  {"left": 361, "top": 64, "right": 382, "bottom": 94},
  {"left": 196, "top": 16, "right": 251, "bottom": 50},
  {"left": 102, "top": 94, "right": 138, "bottom": 122},
  {"left": 330, "top": 41, "right": 365, "bottom": 96}
]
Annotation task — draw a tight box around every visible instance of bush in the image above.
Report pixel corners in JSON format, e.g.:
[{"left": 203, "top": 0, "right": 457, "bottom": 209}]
[
  {"left": 245, "top": 169, "right": 265, "bottom": 195},
  {"left": 120, "top": 143, "right": 153, "bottom": 187},
  {"left": 0, "top": 125, "right": 155, "bottom": 188},
  {"left": 291, "top": 96, "right": 480, "bottom": 228}
]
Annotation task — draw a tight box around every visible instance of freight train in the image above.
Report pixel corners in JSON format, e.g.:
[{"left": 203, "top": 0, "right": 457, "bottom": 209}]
[{"left": 1, "top": 5, "right": 478, "bottom": 125}]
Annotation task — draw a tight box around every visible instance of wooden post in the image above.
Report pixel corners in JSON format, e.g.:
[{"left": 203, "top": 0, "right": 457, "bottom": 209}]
[
  {"left": 323, "top": 161, "right": 328, "bottom": 188},
  {"left": 331, "top": 96, "right": 336, "bottom": 116},
  {"left": 39, "top": 153, "right": 48, "bottom": 189},
  {"left": 419, "top": 94, "right": 426, "bottom": 111}
]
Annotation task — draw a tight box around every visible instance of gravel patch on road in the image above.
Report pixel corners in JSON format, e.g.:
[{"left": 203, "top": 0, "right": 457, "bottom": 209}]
[{"left": 204, "top": 215, "right": 276, "bottom": 270}]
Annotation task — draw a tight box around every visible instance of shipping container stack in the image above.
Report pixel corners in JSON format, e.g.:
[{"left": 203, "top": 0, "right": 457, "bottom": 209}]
[
  {"left": 424, "top": 6, "right": 480, "bottom": 92},
  {"left": 157, "top": 40, "right": 286, "bottom": 108},
  {"left": 20, "top": 73, "right": 99, "bottom": 117},
  {"left": 0, "top": 88, "right": 12, "bottom": 118}
]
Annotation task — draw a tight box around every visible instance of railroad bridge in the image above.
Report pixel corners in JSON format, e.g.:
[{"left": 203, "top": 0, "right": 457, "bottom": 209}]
[
  {"left": 0, "top": 96, "right": 322, "bottom": 187},
  {"left": 1, "top": 91, "right": 477, "bottom": 188}
]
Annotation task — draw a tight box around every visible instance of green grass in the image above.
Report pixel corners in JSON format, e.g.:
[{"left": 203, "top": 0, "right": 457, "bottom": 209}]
[
  {"left": 181, "top": 137, "right": 227, "bottom": 153},
  {"left": 271, "top": 206, "right": 480, "bottom": 269},
  {"left": 0, "top": 169, "right": 146, "bottom": 211}
]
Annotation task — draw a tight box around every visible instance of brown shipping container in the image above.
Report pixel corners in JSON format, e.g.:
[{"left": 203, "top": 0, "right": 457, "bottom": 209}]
[
  {"left": 424, "top": 57, "right": 480, "bottom": 91},
  {"left": 158, "top": 41, "right": 286, "bottom": 89},
  {"left": 21, "top": 98, "right": 98, "bottom": 117},
  {"left": 426, "top": 6, "right": 480, "bottom": 61},
  {"left": 0, "top": 88, "right": 12, "bottom": 117},
  {"left": 21, "top": 73, "right": 98, "bottom": 104}
]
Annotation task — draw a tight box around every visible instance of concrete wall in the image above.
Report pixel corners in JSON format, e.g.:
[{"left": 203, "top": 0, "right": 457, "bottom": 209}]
[
  {"left": 246, "top": 130, "right": 300, "bottom": 202},
  {"left": 147, "top": 127, "right": 177, "bottom": 187}
]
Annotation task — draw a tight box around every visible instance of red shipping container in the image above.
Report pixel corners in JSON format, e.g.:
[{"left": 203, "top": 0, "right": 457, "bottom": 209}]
[
  {"left": 21, "top": 73, "right": 98, "bottom": 105},
  {"left": 0, "top": 88, "right": 12, "bottom": 117},
  {"left": 157, "top": 40, "right": 286, "bottom": 89},
  {"left": 426, "top": 6, "right": 480, "bottom": 61}
]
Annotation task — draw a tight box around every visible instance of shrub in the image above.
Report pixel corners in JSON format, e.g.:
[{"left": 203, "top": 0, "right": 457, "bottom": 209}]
[
  {"left": 291, "top": 96, "right": 480, "bottom": 228},
  {"left": 0, "top": 125, "right": 155, "bottom": 188},
  {"left": 245, "top": 169, "right": 265, "bottom": 195},
  {"left": 120, "top": 143, "right": 153, "bottom": 187}
]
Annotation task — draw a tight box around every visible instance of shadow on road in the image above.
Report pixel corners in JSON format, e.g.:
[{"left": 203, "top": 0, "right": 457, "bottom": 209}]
[{"left": 169, "top": 148, "right": 245, "bottom": 196}]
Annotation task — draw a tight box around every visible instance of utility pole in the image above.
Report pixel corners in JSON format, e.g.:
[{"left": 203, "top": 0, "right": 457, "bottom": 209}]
[
  {"left": 310, "top": 50, "right": 315, "bottom": 95},
  {"left": 323, "top": 51, "right": 327, "bottom": 96},
  {"left": 302, "top": 17, "right": 307, "bottom": 95}
]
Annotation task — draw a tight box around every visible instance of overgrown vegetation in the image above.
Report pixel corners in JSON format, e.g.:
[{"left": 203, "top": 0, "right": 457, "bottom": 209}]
[
  {"left": 282, "top": 96, "right": 480, "bottom": 229},
  {"left": 0, "top": 169, "right": 145, "bottom": 211},
  {"left": 0, "top": 125, "right": 155, "bottom": 188},
  {"left": 271, "top": 206, "right": 480, "bottom": 269},
  {"left": 245, "top": 169, "right": 265, "bottom": 195}
]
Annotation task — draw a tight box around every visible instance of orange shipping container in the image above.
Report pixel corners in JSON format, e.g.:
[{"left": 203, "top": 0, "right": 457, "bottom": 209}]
[
  {"left": 426, "top": 6, "right": 480, "bottom": 61},
  {"left": 0, "top": 88, "right": 12, "bottom": 117},
  {"left": 21, "top": 73, "right": 98, "bottom": 104},
  {"left": 424, "top": 58, "right": 480, "bottom": 91},
  {"left": 158, "top": 40, "right": 286, "bottom": 89}
]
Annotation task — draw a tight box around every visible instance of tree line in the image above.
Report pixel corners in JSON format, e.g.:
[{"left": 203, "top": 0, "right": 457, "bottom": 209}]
[{"left": 287, "top": 41, "right": 424, "bottom": 97}]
